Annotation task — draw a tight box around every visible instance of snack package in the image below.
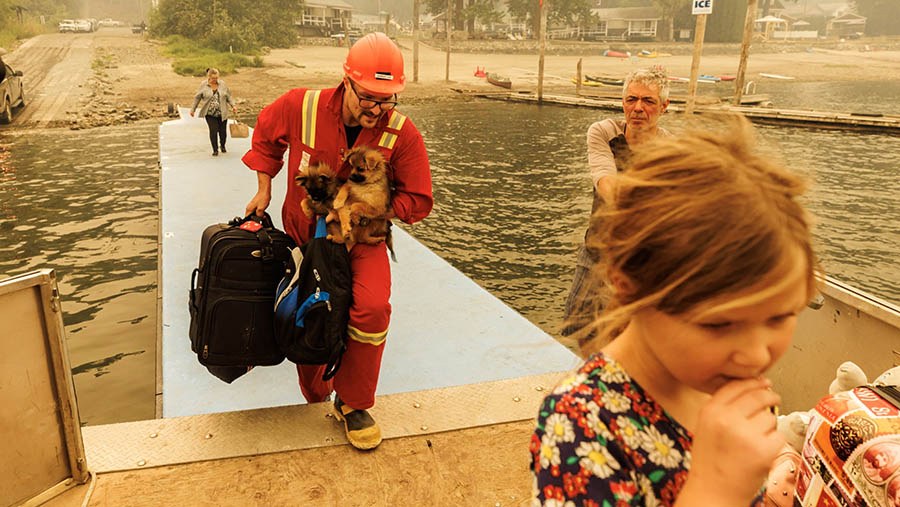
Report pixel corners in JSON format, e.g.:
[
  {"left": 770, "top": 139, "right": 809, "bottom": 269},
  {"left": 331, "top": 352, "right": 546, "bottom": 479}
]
[{"left": 797, "top": 386, "right": 900, "bottom": 506}]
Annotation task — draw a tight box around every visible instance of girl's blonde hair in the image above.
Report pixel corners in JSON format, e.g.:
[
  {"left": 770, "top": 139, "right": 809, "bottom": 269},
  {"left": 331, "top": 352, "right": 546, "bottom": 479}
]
[
  {"left": 581, "top": 117, "right": 817, "bottom": 355},
  {"left": 207, "top": 67, "right": 220, "bottom": 77}
]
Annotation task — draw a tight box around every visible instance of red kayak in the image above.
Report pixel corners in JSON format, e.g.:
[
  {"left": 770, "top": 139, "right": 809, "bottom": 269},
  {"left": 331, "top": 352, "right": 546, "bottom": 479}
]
[
  {"left": 603, "top": 50, "right": 629, "bottom": 58},
  {"left": 718, "top": 75, "right": 736, "bottom": 81}
]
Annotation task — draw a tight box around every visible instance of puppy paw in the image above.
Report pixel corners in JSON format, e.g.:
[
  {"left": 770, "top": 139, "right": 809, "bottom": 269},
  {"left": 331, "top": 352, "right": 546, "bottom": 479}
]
[{"left": 300, "top": 200, "right": 315, "bottom": 218}]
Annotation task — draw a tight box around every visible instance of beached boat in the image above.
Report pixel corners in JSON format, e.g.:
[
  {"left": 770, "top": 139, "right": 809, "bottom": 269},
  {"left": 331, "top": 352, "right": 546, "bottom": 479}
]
[
  {"left": 670, "top": 76, "right": 719, "bottom": 84},
  {"left": 486, "top": 72, "right": 511, "bottom": 89},
  {"left": 760, "top": 72, "right": 796, "bottom": 80},
  {"left": 572, "top": 78, "right": 604, "bottom": 87},
  {"left": 603, "top": 49, "right": 629, "bottom": 58},
  {"left": 637, "top": 50, "right": 672, "bottom": 58},
  {"left": 585, "top": 74, "right": 624, "bottom": 86}
]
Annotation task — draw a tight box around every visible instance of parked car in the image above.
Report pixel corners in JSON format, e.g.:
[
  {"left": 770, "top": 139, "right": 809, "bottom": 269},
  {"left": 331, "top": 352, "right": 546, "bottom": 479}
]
[
  {"left": 58, "top": 19, "right": 77, "bottom": 32},
  {"left": 73, "top": 19, "right": 92, "bottom": 32},
  {"left": 0, "top": 61, "right": 25, "bottom": 124},
  {"left": 99, "top": 18, "right": 121, "bottom": 27}
]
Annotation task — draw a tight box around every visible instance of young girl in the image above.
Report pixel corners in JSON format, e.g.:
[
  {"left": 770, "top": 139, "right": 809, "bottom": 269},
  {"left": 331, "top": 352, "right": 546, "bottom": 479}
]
[{"left": 531, "top": 118, "right": 817, "bottom": 506}]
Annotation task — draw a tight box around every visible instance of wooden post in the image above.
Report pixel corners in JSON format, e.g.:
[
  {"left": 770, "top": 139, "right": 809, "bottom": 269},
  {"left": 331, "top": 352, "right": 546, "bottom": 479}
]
[
  {"left": 385, "top": 14, "right": 391, "bottom": 35},
  {"left": 685, "top": 14, "right": 707, "bottom": 115},
  {"left": 445, "top": 0, "right": 451, "bottom": 82},
  {"left": 342, "top": 12, "right": 349, "bottom": 49},
  {"left": 733, "top": 0, "right": 758, "bottom": 105},
  {"left": 576, "top": 58, "right": 582, "bottom": 97},
  {"left": 537, "top": 0, "right": 547, "bottom": 103},
  {"left": 413, "top": 0, "right": 420, "bottom": 83}
]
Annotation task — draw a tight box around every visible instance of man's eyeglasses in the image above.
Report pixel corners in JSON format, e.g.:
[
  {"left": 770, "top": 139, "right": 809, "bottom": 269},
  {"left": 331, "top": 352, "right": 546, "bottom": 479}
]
[{"left": 349, "top": 81, "right": 397, "bottom": 110}]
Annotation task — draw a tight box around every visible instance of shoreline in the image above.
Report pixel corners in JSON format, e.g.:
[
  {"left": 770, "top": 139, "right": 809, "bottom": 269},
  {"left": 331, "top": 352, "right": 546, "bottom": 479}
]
[{"left": 5, "top": 30, "right": 900, "bottom": 131}]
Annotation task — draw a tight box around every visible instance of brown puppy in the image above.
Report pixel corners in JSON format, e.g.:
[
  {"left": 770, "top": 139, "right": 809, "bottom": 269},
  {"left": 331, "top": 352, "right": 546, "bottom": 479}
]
[
  {"left": 295, "top": 161, "right": 344, "bottom": 240},
  {"left": 329, "top": 146, "right": 396, "bottom": 260},
  {"left": 296, "top": 161, "right": 341, "bottom": 218}
]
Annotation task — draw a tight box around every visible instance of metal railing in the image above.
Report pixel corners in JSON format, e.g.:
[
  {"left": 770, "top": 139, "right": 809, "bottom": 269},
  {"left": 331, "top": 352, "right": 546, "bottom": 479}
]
[{"left": 301, "top": 14, "right": 327, "bottom": 26}]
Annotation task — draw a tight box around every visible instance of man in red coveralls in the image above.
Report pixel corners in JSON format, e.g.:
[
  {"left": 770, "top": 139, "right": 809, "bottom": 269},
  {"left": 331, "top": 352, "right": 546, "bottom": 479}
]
[{"left": 242, "top": 32, "right": 433, "bottom": 450}]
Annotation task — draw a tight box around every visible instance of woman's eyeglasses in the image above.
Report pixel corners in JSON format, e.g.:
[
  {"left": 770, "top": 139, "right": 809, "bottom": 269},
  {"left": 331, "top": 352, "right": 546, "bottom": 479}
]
[{"left": 349, "top": 81, "right": 397, "bottom": 110}]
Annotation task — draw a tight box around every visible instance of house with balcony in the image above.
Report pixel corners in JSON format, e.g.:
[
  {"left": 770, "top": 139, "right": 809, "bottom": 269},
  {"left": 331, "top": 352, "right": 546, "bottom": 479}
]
[
  {"left": 826, "top": 11, "right": 866, "bottom": 38},
  {"left": 589, "top": 6, "right": 660, "bottom": 41},
  {"left": 296, "top": 0, "right": 355, "bottom": 36}
]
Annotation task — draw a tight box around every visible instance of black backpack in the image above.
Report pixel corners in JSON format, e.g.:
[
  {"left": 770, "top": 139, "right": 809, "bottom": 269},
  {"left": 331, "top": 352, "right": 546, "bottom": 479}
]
[
  {"left": 274, "top": 217, "right": 352, "bottom": 381},
  {"left": 189, "top": 213, "right": 295, "bottom": 383}
]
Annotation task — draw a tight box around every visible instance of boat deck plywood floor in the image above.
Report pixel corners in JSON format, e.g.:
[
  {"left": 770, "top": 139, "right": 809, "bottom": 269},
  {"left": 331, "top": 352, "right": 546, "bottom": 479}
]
[{"left": 46, "top": 420, "right": 534, "bottom": 506}]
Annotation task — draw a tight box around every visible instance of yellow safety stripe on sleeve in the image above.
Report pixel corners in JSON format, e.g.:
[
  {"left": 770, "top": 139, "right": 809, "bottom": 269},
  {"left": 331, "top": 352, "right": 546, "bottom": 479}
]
[
  {"left": 301, "top": 90, "right": 321, "bottom": 149},
  {"left": 387, "top": 111, "right": 407, "bottom": 131},
  {"left": 378, "top": 131, "right": 398, "bottom": 150},
  {"left": 347, "top": 324, "right": 387, "bottom": 346}
]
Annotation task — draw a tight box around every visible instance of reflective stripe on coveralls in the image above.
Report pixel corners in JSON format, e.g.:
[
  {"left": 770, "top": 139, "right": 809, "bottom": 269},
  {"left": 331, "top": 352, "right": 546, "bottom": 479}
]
[
  {"left": 348, "top": 325, "right": 388, "bottom": 346},
  {"left": 302, "top": 90, "right": 321, "bottom": 148},
  {"left": 378, "top": 110, "right": 406, "bottom": 150}
]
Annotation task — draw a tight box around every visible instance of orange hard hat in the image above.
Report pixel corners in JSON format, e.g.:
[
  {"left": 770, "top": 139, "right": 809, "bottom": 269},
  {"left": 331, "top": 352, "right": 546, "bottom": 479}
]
[{"left": 343, "top": 32, "right": 406, "bottom": 95}]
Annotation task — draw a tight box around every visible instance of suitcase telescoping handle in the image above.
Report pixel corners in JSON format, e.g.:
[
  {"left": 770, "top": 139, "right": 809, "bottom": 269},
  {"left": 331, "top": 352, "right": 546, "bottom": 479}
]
[{"left": 190, "top": 268, "right": 200, "bottom": 311}]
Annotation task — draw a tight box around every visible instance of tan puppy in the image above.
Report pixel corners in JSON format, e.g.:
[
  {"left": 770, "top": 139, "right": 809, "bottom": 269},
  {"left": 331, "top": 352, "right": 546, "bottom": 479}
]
[{"left": 329, "top": 146, "right": 396, "bottom": 260}]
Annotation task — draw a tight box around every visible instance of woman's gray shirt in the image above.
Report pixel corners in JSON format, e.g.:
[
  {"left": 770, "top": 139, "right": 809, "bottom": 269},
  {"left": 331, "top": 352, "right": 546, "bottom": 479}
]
[{"left": 191, "top": 79, "right": 235, "bottom": 120}]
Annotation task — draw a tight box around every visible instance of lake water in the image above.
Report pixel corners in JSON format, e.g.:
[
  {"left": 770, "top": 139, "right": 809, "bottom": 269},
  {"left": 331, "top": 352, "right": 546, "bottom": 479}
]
[{"left": 1, "top": 82, "right": 898, "bottom": 425}]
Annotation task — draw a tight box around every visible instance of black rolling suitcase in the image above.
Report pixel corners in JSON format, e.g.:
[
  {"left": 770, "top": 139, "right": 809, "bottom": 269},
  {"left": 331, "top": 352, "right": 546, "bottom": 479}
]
[{"left": 188, "top": 213, "right": 295, "bottom": 383}]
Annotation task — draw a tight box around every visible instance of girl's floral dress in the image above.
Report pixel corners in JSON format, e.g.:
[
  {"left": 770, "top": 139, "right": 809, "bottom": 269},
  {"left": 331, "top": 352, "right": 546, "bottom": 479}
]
[{"left": 530, "top": 353, "right": 765, "bottom": 506}]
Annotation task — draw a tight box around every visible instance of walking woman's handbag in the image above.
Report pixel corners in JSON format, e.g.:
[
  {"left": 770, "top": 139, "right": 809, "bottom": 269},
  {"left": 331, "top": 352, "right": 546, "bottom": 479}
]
[{"left": 229, "top": 120, "right": 249, "bottom": 138}]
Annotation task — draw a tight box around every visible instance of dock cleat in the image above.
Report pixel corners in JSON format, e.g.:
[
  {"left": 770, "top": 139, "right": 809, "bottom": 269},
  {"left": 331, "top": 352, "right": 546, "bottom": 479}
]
[{"left": 333, "top": 395, "right": 382, "bottom": 450}]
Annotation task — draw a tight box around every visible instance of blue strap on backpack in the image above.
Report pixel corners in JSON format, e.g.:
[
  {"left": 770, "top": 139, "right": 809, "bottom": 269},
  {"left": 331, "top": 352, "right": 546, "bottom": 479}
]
[{"left": 315, "top": 215, "right": 327, "bottom": 238}]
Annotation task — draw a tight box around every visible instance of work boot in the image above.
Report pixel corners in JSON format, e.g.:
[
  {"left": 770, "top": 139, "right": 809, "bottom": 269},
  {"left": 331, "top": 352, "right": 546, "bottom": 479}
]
[
  {"left": 221, "top": 146, "right": 226, "bottom": 153},
  {"left": 333, "top": 395, "right": 382, "bottom": 450}
]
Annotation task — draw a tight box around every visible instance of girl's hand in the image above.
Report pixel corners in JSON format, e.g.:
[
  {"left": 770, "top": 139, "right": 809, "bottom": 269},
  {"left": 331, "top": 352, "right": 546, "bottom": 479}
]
[{"left": 681, "top": 377, "right": 784, "bottom": 505}]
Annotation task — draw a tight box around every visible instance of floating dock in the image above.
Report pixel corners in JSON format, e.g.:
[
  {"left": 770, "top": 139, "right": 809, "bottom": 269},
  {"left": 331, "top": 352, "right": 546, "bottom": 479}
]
[{"left": 474, "top": 91, "right": 900, "bottom": 134}]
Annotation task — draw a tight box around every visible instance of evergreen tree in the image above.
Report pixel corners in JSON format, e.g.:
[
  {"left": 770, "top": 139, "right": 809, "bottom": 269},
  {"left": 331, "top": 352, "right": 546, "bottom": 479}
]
[
  {"left": 150, "top": 0, "right": 303, "bottom": 51},
  {"left": 704, "top": 0, "right": 745, "bottom": 42}
]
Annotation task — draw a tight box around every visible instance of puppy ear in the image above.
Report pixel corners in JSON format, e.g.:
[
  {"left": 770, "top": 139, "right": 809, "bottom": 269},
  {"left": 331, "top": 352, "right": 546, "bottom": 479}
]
[{"left": 365, "top": 151, "right": 381, "bottom": 171}]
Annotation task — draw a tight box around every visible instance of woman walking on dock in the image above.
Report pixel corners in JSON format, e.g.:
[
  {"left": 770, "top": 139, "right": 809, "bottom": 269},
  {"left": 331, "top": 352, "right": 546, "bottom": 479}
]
[{"left": 190, "top": 68, "right": 237, "bottom": 156}]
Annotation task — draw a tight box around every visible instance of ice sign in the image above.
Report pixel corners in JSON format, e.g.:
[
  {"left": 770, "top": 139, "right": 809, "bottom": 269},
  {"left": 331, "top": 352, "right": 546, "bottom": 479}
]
[{"left": 692, "top": 0, "right": 713, "bottom": 14}]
